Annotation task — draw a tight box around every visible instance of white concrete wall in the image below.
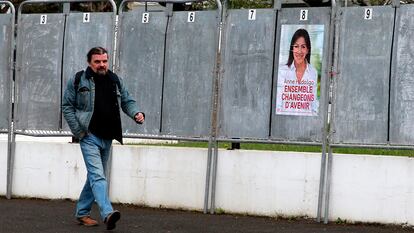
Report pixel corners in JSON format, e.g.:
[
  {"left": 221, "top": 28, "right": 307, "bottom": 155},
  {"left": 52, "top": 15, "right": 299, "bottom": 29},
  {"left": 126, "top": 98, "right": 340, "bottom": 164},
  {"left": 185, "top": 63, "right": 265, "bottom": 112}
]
[
  {"left": 215, "top": 150, "right": 321, "bottom": 217},
  {"left": 0, "top": 141, "right": 7, "bottom": 195},
  {"left": 110, "top": 146, "right": 207, "bottom": 210},
  {"left": 12, "top": 141, "right": 86, "bottom": 199},
  {"left": 329, "top": 154, "right": 414, "bottom": 224},
  {"left": 2, "top": 139, "right": 414, "bottom": 225}
]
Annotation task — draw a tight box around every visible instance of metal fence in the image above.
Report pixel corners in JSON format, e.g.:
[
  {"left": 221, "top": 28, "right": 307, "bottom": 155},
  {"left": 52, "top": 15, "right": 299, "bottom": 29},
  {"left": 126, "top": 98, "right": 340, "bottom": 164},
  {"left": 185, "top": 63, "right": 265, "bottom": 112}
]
[
  {"left": 117, "top": 2, "right": 221, "bottom": 139},
  {"left": 2, "top": 0, "right": 414, "bottom": 225},
  {"left": 14, "top": 0, "right": 116, "bottom": 135},
  {"left": 331, "top": 6, "right": 394, "bottom": 145},
  {"left": 219, "top": 8, "right": 276, "bottom": 139}
]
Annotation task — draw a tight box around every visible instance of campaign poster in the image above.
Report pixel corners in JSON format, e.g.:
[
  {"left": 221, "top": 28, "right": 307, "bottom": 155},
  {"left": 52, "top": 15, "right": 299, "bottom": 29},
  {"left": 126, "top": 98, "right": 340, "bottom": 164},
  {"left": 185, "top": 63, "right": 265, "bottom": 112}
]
[{"left": 275, "top": 24, "right": 324, "bottom": 116}]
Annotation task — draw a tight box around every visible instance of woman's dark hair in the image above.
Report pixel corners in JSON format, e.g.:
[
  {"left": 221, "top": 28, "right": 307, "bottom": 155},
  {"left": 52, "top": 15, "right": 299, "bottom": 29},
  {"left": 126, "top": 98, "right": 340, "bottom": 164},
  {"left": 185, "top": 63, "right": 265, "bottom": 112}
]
[
  {"left": 286, "top": 29, "right": 311, "bottom": 67},
  {"left": 87, "top": 47, "right": 108, "bottom": 62}
]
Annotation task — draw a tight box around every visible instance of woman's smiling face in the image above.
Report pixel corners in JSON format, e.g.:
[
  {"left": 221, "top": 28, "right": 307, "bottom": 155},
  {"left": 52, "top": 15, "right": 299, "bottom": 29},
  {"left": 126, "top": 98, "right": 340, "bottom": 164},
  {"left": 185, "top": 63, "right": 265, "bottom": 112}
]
[{"left": 292, "top": 37, "right": 308, "bottom": 66}]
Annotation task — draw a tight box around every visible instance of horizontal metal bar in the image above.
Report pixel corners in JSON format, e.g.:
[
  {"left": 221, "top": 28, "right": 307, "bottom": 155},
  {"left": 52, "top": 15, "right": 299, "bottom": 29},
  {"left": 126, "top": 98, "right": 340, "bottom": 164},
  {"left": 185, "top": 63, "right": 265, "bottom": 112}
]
[
  {"left": 18, "top": 0, "right": 116, "bottom": 16},
  {"left": 330, "top": 143, "right": 414, "bottom": 150},
  {"left": 119, "top": 0, "right": 221, "bottom": 14},
  {"left": 14, "top": 130, "right": 211, "bottom": 142},
  {"left": 12, "top": 130, "right": 414, "bottom": 149},
  {"left": 122, "top": 134, "right": 210, "bottom": 142},
  {"left": 216, "top": 138, "right": 323, "bottom": 146},
  {"left": 14, "top": 130, "right": 72, "bottom": 137},
  {"left": 121, "top": 0, "right": 204, "bottom": 5}
]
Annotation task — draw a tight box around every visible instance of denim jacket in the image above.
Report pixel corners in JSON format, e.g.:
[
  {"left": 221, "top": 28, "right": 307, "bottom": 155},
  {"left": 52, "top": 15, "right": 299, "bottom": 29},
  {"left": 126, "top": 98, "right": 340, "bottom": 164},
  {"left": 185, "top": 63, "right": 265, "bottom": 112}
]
[{"left": 62, "top": 70, "right": 140, "bottom": 139}]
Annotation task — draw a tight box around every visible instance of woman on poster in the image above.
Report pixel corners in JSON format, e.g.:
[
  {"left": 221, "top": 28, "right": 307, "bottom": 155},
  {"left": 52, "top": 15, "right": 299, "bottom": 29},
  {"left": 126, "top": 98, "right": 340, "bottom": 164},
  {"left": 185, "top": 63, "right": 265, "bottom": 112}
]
[{"left": 276, "top": 28, "right": 319, "bottom": 116}]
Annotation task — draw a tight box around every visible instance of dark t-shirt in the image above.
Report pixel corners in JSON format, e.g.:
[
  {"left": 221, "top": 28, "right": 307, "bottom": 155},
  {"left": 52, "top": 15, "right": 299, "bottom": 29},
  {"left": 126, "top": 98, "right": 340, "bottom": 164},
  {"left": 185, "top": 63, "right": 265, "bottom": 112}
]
[{"left": 87, "top": 67, "right": 123, "bottom": 143}]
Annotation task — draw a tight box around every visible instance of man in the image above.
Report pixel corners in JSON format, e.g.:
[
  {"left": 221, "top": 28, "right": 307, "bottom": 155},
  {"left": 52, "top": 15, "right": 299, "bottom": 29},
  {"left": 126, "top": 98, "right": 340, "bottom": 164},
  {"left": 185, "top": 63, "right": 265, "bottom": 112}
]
[{"left": 62, "top": 47, "right": 144, "bottom": 230}]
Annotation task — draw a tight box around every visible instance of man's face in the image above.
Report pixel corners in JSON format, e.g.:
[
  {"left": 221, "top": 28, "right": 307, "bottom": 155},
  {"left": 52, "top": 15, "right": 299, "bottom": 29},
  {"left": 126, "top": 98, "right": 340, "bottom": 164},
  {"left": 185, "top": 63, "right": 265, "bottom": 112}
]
[{"left": 89, "top": 53, "right": 108, "bottom": 75}]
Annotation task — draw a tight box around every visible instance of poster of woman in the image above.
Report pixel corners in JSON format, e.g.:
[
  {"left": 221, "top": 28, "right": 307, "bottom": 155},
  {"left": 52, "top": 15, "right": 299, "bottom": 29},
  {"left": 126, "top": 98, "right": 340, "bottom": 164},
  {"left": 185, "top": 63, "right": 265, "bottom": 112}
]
[{"left": 275, "top": 25, "right": 324, "bottom": 116}]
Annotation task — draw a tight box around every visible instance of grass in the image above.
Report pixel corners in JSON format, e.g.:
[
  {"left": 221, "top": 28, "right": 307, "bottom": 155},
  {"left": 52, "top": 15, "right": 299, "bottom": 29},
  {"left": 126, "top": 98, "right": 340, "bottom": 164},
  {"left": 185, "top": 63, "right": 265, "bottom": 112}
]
[{"left": 126, "top": 141, "right": 414, "bottom": 157}]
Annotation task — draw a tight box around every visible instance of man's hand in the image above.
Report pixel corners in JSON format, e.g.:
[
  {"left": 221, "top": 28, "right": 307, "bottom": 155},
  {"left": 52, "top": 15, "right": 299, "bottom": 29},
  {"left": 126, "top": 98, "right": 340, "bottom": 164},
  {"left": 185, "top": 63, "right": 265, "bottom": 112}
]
[{"left": 135, "top": 112, "right": 145, "bottom": 124}]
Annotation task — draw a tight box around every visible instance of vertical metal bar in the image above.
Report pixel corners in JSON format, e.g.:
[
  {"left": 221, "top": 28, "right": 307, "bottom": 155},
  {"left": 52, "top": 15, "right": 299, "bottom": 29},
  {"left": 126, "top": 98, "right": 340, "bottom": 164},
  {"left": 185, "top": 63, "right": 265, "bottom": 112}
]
[
  {"left": 165, "top": 2, "right": 173, "bottom": 17},
  {"left": 159, "top": 8, "right": 171, "bottom": 134},
  {"left": 323, "top": 146, "right": 333, "bottom": 224},
  {"left": 322, "top": 4, "right": 341, "bottom": 224},
  {"left": 207, "top": 0, "right": 223, "bottom": 215},
  {"left": 273, "top": 0, "right": 282, "bottom": 10},
  {"left": 392, "top": 0, "right": 400, "bottom": 8},
  {"left": 203, "top": 0, "right": 223, "bottom": 214},
  {"left": 388, "top": 0, "right": 400, "bottom": 145},
  {"left": 115, "top": 1, "right": 127, "bottom": 73},
  {"left": 203, "top": 140, "right": 213, "bottom": 213},
  {"left": 63, "top": 2, "right": 70, "bottom": 13},
  {"left": 60, "top": 3, "right": 69, "bottom": 131},
  {"left": 109, "top": 0, "right": 117, "bottom": 70},
  {"left": 4, "top": 0, "right": 15, "bottom": 200},
  {"left": 317, "top": 0, "right": 336, "bottom": 222},
  {"left": 268, "top": 2, "right": 279, "bottom": 137},
  {"left": 106, "top": 145, "right": 113, "bottom": 196},
  {"left": 209, "top": 141, "right": 218, "bottom": 214},
  {"left": 317, "top": 148, "right": 327, "bottom": 222}
]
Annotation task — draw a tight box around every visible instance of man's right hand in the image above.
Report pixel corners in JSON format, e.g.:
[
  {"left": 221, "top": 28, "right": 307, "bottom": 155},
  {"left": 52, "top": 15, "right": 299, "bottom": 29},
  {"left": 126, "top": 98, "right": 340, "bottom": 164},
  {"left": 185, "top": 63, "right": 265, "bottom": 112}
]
[{"left": 135, "top": 112, "right": 145, "bottom": 124}]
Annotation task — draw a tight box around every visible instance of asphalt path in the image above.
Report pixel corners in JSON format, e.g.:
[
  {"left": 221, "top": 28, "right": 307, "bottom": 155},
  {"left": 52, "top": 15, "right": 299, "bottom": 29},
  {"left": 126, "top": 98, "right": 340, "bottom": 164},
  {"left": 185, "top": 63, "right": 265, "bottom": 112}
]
[{"left": 0, "top": 198, "right": 413, "bottom": 233}]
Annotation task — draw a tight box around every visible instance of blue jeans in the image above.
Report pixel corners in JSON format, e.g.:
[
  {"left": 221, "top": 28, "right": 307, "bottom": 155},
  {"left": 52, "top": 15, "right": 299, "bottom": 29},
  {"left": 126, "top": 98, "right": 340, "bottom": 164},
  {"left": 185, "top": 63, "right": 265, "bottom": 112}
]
[{"left": 75, "top": 133, "right": 113, "bottom": 220}]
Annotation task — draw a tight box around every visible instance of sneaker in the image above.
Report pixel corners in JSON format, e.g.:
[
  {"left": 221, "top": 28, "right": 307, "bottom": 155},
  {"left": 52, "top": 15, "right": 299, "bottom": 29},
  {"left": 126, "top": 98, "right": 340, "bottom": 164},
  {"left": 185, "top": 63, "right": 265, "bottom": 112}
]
[
  {"left": 104, "top": 210, "right": 121, "bottom": 230},
  {"left": 77, "top": 216, "right": 98, "bottom": 226}
]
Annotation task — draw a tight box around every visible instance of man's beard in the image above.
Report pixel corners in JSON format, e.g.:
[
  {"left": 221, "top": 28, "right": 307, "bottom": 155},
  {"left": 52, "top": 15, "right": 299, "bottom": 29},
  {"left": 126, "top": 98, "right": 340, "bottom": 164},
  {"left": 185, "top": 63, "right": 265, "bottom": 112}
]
[{"left": 96, "top": 68, "right": 107, "bottom": 76}]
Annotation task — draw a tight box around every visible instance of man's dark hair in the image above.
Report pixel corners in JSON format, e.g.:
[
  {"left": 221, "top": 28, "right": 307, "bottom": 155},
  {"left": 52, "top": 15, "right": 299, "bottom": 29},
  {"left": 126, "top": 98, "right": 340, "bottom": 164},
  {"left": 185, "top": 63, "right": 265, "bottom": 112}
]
[
  {"left": 286, "top": 29, "right": 312, "bottom": 67},
  {"left": 87, "top": 47, "right": 108, "bottom": 63}
]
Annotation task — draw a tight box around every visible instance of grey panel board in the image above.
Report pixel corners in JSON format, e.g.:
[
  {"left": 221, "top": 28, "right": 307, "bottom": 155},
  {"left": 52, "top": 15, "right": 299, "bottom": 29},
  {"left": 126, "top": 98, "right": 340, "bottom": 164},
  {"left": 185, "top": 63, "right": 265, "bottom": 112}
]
[
  {"left": 389, "top": 5, "right": 414, "bottom": 145},
  {"left": 219, "top": 9, "right": 276, "bottom": 139},
  {"left": 162, "top": 11, "right": 218, "bottom": 137},
  {"left": 15, "top": 14, "right": 65, "bottom": 131},
  {"left": 0, "top": 14, "right": 12, "bottom": 130},
  {"left": 118, "top": 10, "right": 167, "bottom": 135},
  {"left": 271, "top": 7, "right": 331, "bottom": 142},
  {"left": 62, "top": 12, "right": 113, "bottom": 131},
  {"left": 332, "top": 6, "right": 394, "bottom": 144}
]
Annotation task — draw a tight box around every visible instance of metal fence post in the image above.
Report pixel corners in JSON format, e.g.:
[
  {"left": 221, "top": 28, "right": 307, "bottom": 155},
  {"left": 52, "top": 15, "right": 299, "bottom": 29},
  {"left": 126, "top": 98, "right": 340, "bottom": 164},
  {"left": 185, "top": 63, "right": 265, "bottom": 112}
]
[
  {"left": 323, "top": 2, "right": 341, "bottom": 223},
  {"left": 2, "top": 0, "right": 15, "bottom": 200},
  {"left": 317, "top": 0, "right": 336, "bottom": 223}
]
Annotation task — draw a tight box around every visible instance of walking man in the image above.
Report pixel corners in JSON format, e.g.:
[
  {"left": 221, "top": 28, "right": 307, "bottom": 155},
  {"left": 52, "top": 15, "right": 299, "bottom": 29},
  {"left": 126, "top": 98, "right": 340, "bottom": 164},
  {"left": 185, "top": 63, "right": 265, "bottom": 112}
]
[{"left": 62, "top": 47, "right": 145, "bottom": 230}]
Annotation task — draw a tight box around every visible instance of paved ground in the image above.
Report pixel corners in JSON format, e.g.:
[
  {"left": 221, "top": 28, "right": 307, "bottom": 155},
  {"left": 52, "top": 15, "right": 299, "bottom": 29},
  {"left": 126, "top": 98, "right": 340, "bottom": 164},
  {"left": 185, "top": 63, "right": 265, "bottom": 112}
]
[{"left": 1, "top": 197, "right": 413, "bottom": 233}]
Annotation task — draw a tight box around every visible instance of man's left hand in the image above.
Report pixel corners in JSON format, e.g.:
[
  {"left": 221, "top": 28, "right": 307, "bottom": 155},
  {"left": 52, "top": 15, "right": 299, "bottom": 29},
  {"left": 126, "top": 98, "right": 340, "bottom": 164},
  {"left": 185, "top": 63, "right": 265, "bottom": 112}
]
[{"left": 135, "top": 112, "right": 145, "bottom": 124}]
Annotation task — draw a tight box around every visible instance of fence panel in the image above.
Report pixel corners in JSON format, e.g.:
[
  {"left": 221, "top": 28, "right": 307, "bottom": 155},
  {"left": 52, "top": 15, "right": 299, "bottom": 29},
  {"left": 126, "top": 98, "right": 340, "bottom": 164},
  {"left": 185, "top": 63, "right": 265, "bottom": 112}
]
[
  {"left": 162, "top": 11, "right": 218, "bottom": 138},
  {"left": 0, "top": 13, "right": 12, "bottom": 131},
  {"left": 271, "top": 7, "right": 331, "bottom": 142},
  {"left": 61, "top": 12, "right": 113, "bottom": 132},
  {"left": 332, "top": 6, "right": 394, "bottom": 144},
  {"left": 389, "top": 5, "right": 414, "bottom": 145},
  {"left": 218, "top": 9, "right": 276, "bottom": 139},
  {"left": 118, "top": 9, "right": 167, "bottom": 136},
  {"left": 15, "top": 14, "right": 65, "bottom": 131}
]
